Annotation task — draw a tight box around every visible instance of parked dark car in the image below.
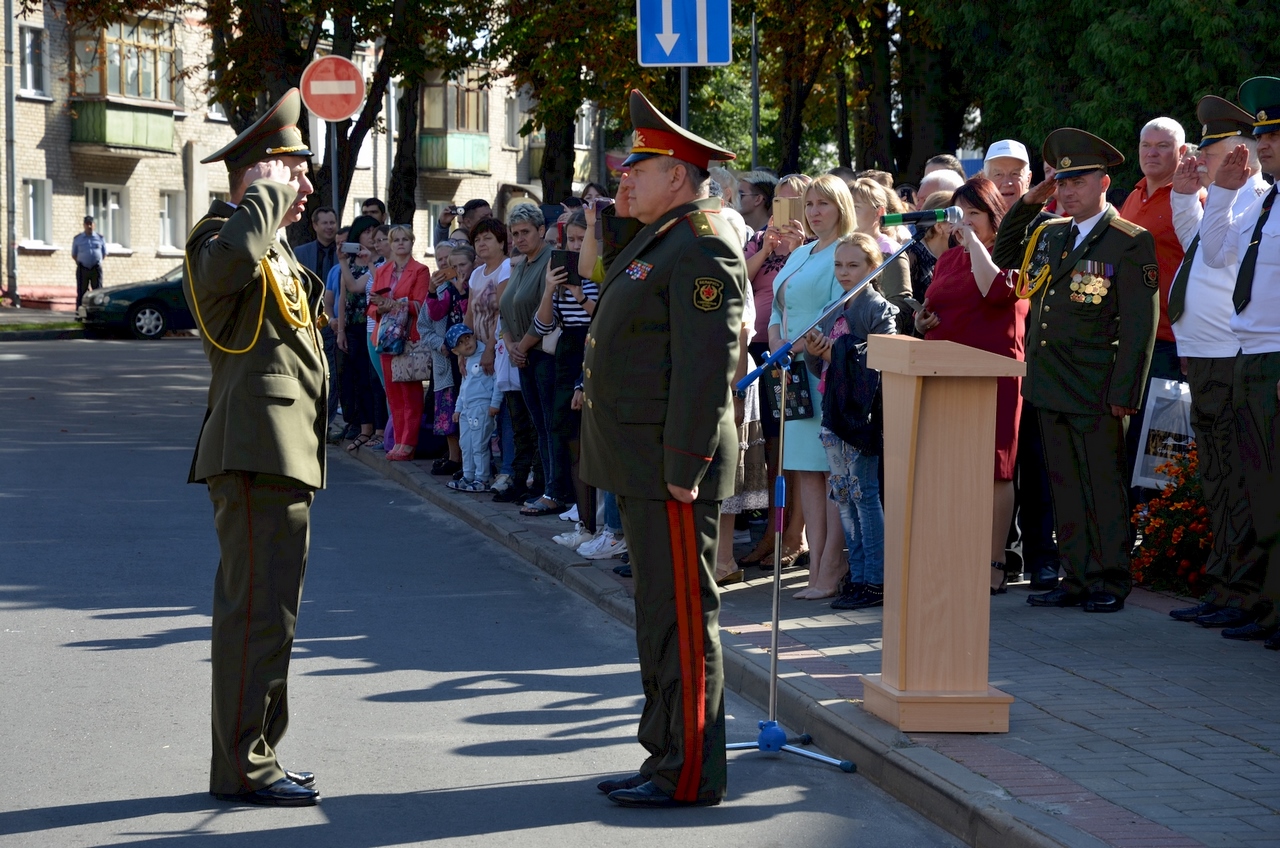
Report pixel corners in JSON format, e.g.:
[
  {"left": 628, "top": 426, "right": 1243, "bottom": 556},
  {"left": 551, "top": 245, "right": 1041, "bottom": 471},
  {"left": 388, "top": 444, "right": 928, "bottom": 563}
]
[{"left": 77, "top": 265, "right": 195, "bottom": 339}]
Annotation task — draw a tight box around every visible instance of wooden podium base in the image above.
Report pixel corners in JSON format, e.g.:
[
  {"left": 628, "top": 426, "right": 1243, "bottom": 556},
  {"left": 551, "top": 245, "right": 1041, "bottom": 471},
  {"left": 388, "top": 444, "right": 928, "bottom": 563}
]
[{"left": 861, "top": 674, "right": 1014, "bottom": 733}]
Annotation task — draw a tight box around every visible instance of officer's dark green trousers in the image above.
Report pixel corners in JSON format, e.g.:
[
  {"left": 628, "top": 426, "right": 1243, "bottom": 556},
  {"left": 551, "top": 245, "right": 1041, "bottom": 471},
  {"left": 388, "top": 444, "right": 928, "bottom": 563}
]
[
  {"left": 617, "top": 496, "right": 727, "bottom": 803},
  {"left": 207, "top": 471, "right": 313, "bottom": 794},
  {"left": 1186, "top": 357, "right": 1257, "bottom": 607},
  {"left": 1039, "top": 410, "right": 1133, "bottom": 597},
  {"left": 1233, "top": 352, "right": 1280, "bottom": 627}
]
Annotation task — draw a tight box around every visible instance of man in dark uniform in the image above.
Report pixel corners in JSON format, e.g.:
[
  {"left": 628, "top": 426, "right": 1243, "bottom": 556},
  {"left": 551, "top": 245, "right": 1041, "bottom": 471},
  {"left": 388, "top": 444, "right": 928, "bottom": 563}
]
[
  {"left": 581, "top": 91, "right": 746, "bottom": 808},
  {"left": 1197, "top": 77, "right": 1280, "bottom": 649},
  {"left": 1166, "top": 95, "right": 1267, "bottom": 629},
  {"left": 994, "top": 128, "right": 1159, "bottom": 613},
  {"left": 185, "top": 88, "right": 327, "bottom": 806}
]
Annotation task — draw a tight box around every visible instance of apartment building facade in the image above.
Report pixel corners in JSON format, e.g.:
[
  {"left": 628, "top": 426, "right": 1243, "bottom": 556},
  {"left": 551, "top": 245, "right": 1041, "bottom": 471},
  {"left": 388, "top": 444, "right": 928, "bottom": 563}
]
[{"left": 4, "top": 3, "right": 600, "bottom": 309}]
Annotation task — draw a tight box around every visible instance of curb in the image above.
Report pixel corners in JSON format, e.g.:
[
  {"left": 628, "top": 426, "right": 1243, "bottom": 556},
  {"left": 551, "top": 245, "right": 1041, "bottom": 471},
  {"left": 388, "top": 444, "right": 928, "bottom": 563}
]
[
  {"left": 339, "top": 446, "right": 1103, "bottom": 848},
  {"left": 0, "top": 328, "right": 86, "bottom": 341}
]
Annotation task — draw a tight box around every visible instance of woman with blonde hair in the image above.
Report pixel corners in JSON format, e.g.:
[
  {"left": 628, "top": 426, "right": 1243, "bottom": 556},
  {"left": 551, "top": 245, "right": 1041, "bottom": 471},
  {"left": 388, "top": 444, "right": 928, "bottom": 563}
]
[
  {"left": 849, "top": 177, "right": 913, "bottom": 333},
  {"left": 768, "top": 173, "right": 857, "bottom": 599}
]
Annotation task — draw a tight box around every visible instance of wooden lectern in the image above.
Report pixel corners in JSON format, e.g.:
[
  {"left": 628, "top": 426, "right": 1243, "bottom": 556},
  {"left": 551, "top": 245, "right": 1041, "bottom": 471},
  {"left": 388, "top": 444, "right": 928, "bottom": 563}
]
[{"left": 860, "top": 335, "right": 1025, "bottom": 733}]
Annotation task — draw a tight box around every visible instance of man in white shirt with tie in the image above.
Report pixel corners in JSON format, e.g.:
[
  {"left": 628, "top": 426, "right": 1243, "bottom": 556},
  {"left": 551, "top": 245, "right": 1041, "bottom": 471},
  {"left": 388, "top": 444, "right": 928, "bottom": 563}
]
[
  {"left": 1166, "top": 96, "right": 1268, "bottom": 632},
  {"left": 1197, "top": 76, "right": 1280, "bottom": 650}
]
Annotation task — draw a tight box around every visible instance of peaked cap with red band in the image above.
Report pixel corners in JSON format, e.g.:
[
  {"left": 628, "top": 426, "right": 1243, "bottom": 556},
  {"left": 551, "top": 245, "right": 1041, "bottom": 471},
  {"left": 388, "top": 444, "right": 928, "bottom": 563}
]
[{"left": 622, "top": 89, "right": 736, "bottom": 168}]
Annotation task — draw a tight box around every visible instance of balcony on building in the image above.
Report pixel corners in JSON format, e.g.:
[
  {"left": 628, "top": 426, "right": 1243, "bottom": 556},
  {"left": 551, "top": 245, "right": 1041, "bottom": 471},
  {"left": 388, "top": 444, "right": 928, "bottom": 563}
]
[
  {"left": 69, "top": 21, "right": 179, "bottom": 157},
  {"left": 418, "top": 69, "right": 491, "bottom": 176}
]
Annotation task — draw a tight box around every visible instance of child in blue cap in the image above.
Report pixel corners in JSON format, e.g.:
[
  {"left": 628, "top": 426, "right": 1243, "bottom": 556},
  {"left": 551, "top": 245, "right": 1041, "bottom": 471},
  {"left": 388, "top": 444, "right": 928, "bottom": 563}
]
[{"left": 445, "top": 323, "right": 502, "bottom": 492}]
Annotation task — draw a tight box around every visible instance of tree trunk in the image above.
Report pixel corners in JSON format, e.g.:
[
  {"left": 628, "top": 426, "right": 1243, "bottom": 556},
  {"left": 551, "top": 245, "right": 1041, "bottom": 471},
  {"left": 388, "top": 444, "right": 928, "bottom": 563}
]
[
  {"left": 540, "top": 106, "right": 578, "bottom": 205},
  {"left": 835, "top": 59, "right": 852, "bottom": 170},
  {"left": 852, "top": 2, "right": 894, "bottom": 173},
  {"left": 896, "top": 18, "right": 966, "bottom": 182},
  {"left": 388, "top": 81, "right": 422, "bottom": 226}
]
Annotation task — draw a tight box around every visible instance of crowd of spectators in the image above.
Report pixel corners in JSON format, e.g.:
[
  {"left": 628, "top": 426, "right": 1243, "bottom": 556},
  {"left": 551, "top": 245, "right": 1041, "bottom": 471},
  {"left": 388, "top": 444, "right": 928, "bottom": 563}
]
[{"left": 289, "top": 109, "right": 1256, "bottom": 624}]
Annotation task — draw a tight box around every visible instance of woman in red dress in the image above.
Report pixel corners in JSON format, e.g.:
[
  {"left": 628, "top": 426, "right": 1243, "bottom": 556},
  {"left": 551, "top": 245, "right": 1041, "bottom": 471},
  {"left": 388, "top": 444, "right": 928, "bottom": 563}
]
[
  {"left": 369, "top": 225, "right": 431, "bottom": 461},
  {"left": 914, "top": 176, "right": 1028, "bottom": 594}
]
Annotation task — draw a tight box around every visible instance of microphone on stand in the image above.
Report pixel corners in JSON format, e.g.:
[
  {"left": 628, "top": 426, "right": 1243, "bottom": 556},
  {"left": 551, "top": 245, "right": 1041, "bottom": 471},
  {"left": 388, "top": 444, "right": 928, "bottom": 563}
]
[{"left": 881, "top": 206, "right": 964, "bottom": 226}]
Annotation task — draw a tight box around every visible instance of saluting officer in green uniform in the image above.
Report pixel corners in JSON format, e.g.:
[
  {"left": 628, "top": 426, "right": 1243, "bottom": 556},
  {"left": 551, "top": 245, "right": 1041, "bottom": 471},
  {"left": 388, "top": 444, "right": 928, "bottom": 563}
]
[
  {"left": 185, "top": 89, "right": 327, "bottom": 807},
  {"left": 582, "top": 91, "right": 746, "bottom": 808},
  {"left": 994, "top": 128, "right": 1159, "bottom": 614}
]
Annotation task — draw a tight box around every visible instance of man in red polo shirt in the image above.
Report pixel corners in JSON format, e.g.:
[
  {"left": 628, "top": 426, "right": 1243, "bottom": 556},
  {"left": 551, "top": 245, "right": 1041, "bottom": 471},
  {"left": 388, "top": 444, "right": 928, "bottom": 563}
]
[{"left": 1119, "top": 117, "right": 1195, "bottom": 485}]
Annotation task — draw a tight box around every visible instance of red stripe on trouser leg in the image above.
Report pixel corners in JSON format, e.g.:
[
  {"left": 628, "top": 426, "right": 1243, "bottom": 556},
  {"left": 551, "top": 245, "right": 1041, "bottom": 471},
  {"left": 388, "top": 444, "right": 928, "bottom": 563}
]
[{"left": 667, "top": 500, "right": 706, "bottom": 802}]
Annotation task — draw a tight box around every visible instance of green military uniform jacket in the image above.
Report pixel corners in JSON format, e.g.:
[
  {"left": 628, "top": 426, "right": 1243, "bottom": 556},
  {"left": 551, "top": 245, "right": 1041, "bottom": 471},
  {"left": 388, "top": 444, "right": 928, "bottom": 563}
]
[
  {"left": 994, "top": 198, "right": 1159, "bottom": 416},
  {"left": 580, "top": 198, "right": 746, "bottom": 501},
  {"left": 184, "top": 180, "right": 328, "bottom": 490}
]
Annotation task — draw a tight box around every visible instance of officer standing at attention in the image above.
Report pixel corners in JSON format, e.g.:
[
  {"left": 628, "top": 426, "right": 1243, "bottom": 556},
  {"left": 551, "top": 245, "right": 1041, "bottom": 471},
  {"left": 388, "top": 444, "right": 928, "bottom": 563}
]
[
  {"left": 185, "top": 88, "right": 327, "bottom": 806},
  {"left": 582, "top": 90, "right": 746, "bottom": 808},
  {"left": 994, "top": 128, "right": 1158, "bottom": 614},
  {"left": 1196, "top": 76, "right": 1280, "bottom": 650}
]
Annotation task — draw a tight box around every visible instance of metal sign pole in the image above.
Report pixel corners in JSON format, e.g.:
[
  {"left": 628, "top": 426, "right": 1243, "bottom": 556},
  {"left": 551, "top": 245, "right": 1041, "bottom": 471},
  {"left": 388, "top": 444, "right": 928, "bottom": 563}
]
[
  {"left": 329, "top": 122, "right": 340, "bottom": 223},
  {"left": 751, "top": 12, "right": 759, "bottom": 169},
  {"left": 680, "top": 67, "right": 689, "bottom": 128}
]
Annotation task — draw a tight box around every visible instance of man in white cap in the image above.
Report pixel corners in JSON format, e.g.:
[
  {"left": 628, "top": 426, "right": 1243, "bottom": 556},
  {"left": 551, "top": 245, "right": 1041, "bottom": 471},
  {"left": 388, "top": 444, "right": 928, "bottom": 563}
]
[{"left": 984, "top": 139, "right": 1032, "bottom": 207}]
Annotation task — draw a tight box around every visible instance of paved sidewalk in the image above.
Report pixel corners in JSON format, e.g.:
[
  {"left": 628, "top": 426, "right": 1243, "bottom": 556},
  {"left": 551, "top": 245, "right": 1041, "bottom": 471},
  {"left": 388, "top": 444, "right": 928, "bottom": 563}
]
[
  {"left": 342, "top": 445, "right": 1280, "bottom": 848},
  {"left": 0, "top": 306, "right": 85, "bottom": 340}
]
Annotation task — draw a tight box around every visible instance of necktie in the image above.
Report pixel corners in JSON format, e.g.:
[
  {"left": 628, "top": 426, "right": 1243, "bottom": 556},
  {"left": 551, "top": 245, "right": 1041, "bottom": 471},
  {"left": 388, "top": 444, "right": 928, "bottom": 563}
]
[
  {"left": 1063, "top": 224, "right": 1080, "bottom": 259},
  {"left": 1233, "top": 184, "right": 1277, "bottom": 314},
  {"left": 1166, "top": 235, "right": 1198, "bottom": 324}
]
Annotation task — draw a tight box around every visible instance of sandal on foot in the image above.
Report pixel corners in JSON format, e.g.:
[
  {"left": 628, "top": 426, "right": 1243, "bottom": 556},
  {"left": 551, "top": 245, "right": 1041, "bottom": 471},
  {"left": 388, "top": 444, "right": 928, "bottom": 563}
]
[
  {"left": 520, "top": 496, "right": 565, "bottom": 517},
  {"left": 346, "top": 433, "right": 372, "bottom": 452},
  {"left": 991, "top": 562, "right": 1008, "bottom": 595}
]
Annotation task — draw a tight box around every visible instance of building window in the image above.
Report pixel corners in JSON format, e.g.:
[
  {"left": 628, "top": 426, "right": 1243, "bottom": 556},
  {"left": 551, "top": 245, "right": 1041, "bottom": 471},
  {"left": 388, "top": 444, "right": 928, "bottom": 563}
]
[
  {"left": 159, "top": 191, "right": 185, "bottom": 249},
  {"left": 73, "top": 20, "right": 177, "bottom": 104},
  {"left": 22, "top": 179, "right": 52, "bottom": 244},
  {"left": 504, "top": 96, "right": 521, "bottom": 148},
  {"left": 206, "top": 60, "right": 226, "bottom": 121},
  {"left": 422, "top": 69, "right": 489, "bottom": 133},
  {"left": 574, "top": 105, "right": 592, "bottom": 149},
  {"left": 86, "top": 184, "right": 128, "bottom": 247},
  {"left": 210, "top": 190, "right": 229, "bottom": 206},
  {"left": 426, "top": 201, "right": 447, "bottom": 248},
  {"left": 19, "top": 26, "right": 48, "bottom": 96}
]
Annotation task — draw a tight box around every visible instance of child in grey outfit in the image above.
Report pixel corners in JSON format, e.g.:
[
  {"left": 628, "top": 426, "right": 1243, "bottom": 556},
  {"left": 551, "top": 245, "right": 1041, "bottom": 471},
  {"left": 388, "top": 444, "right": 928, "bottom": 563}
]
[{"left": 445, "top": 324, "right": 502, "bottom": 492}]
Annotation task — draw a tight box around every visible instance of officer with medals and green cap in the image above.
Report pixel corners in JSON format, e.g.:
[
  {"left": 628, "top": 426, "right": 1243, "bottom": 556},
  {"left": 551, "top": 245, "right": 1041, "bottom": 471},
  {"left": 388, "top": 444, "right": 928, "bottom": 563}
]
[
  {"left": 582, "top": 90, "right": 746, "bottom": 808},
  {"left": 993, "top": 128, "right": 1158, "bottom": 614},
  {"left": 1196, "top": 76, "right": 1280, "bottom": 650},
  {"left": 186, "top": 87, "right": 327, "bottom": 806},
  {"left": 1165, "top": 95, "right": 1270, "bottom": 631}
]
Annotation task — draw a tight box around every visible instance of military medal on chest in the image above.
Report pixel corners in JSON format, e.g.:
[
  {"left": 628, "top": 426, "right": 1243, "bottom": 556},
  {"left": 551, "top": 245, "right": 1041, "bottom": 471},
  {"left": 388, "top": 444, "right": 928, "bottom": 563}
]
[{"left": 1068, "top": 260, "right": 1114, "bottom": 304}]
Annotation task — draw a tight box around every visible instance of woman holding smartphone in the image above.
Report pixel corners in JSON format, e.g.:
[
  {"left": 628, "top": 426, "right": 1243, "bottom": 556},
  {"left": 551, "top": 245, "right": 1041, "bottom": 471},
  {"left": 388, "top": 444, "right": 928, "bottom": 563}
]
[
  {"left": 369, "top": 225, "right": 431, "bottom": 461},
  {"left": 913, "top": 176, "right": 1026, "bottom": 594},
  {"left": 768, "top": 174, "right": 856, "bottom": 599}
]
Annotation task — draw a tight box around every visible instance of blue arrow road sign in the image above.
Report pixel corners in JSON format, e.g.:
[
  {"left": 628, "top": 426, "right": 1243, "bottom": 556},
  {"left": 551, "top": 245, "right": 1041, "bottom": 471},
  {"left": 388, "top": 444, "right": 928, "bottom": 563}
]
[{"left": 637, "top": 0, "right": 732, "bottom": 67}]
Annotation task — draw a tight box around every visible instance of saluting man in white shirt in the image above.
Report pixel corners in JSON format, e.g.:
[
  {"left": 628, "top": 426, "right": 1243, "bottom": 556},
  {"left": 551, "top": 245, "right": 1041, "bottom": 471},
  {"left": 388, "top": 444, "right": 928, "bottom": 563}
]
[
  {"left": 1165, "top": 95, "right": 1268, "bottom": 631},
  {"left": 1197, "top": 76, "right": 1280, "bottom": 650}
]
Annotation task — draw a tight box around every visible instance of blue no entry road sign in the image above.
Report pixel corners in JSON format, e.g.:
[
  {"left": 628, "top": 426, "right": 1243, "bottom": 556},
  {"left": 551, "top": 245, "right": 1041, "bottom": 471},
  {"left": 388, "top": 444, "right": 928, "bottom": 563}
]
[{"left": 636, "top": 0, "right": 733, "bottom": 67}]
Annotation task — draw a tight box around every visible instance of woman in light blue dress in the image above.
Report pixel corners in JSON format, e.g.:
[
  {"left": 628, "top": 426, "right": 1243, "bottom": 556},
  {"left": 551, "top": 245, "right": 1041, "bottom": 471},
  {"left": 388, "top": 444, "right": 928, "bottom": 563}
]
[{"left": 768, "top": 174, "right": 858, "bottom": 600}]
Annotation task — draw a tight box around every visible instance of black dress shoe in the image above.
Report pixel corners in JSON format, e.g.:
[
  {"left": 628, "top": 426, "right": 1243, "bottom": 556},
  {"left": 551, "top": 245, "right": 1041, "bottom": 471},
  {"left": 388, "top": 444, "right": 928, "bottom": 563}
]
[
  {"left": 1196, "top": 608, "right": 1253, "bottom": 628},
  {"left": 492, "top": 487, "right": 530, "bottom": 503},
  {"left": 1265, "top": 631, "right": 1280, "bottom": 650},
  {"left": 597, "top": 772, "right": 647, "bottom": 794},
  {"left": 1029, "top": 565, "right": 1060, "bottom": 590},
  {"left": 1027, "top": 588, "right": 1085, "bottom": 607},
  {"left": 212, "top": 777, "right": 319, "bottom": 807},
  {"left": 285, "top": 770, "right": 315, "bottom": 788},
  {"left": 1082, "top": 591, "right": 1124, "bottom": 613},
  {"left": 607, "top": 780, "right": 720, "bottom": 808},
  {"left": 1170, "top": 601, "right": 1219, "bottom": 622},
  {"left": 1222, "top": 621, "right": 1279, "bottom": 641}
]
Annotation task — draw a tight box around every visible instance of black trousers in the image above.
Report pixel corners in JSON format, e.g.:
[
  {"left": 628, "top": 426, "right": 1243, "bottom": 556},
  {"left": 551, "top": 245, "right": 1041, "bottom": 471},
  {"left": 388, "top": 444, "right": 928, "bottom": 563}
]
[
  {"left": 75, "top": 263, "right": 102, "bottom": 307},
  {"left": 1233, "top": 352, "right": 1280, "bottom": 626},
  {"left": 504, "top": 389, "right": 543, "bottom": 497},
  {"left": 1012, "top": 400, "right": 1060, "bottom": 572}
]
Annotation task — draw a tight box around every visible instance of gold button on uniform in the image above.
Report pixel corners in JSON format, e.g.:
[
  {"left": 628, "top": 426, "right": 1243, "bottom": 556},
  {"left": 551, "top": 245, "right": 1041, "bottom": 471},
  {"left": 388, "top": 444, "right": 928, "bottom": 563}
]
[
  {"left": 1044, "top": 305, "right": 1051, "bottom": 311},
  {"left": 1040, "top": 340, "right": 1047, "bottom": 347},
  {"left": 1041, "top": 323, "right": 1048, "bottom": 329},
  {"left": 586, "top": 368, "right": 592, "bottom": 378},
  {"left": 1048, "top": 289, "right": 1055, "bottom": 296},
  {"left": 588, "top": 399, "right": 594, "bottom": 408},
  {"left": 590, "top": 338, "right": 597, "bottom": 348}
]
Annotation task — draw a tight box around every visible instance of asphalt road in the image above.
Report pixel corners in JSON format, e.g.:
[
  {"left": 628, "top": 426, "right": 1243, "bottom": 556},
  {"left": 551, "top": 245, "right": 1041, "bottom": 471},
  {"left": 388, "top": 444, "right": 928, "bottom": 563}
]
[{"left": 0, "top": 339, "right": 962, "bottom": 848}]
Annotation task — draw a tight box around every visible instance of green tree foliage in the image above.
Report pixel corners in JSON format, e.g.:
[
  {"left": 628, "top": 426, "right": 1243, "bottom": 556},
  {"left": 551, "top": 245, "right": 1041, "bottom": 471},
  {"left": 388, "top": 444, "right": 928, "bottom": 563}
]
[{"left": 917, "top": 0, "right": 1280, "bottom": 185}]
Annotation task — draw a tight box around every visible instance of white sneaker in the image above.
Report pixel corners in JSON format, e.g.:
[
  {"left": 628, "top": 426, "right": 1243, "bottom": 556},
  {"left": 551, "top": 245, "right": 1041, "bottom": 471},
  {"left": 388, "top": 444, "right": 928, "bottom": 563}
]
[
  {"left": 554, "top": 522, "right": 595, "bottom": 549},
  {"left": 578, "top": 531, "right": 628, "bottom": 560},
  {"left": 559, "top": 503, "right": 580, "bottom": 522},
  {"left": 489, "top": 473, "right": 512, "bottom": 494}
]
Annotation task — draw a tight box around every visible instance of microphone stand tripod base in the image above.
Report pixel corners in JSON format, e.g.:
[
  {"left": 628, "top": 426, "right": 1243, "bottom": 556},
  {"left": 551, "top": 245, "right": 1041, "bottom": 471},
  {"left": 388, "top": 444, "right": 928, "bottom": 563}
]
[{"left": 727, "top": 721, "right": 856, "bottom": 773}]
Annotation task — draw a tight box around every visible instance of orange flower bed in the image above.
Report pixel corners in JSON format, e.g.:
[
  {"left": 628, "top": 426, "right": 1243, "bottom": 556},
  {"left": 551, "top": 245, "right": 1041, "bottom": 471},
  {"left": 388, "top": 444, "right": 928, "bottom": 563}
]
[{"left": 1131, "top": 445, "right": 1212, "bottom": 595}]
